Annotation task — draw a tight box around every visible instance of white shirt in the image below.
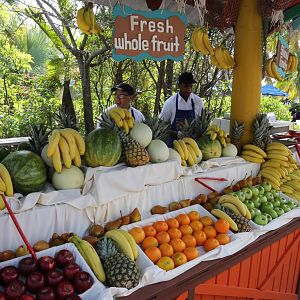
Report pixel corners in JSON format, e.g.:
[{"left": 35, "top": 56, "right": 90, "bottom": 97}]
[
  {"left": 97, "top": 104, "right": 145, "bottom": 128},
  {"left": 159, "top": 93, "right": 203, "bottom": 124}
]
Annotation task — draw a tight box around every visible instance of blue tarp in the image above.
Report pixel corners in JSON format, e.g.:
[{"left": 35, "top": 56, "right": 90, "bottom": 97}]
[{"left": 261, "top": 84, "right": 289, "bottom": 97}]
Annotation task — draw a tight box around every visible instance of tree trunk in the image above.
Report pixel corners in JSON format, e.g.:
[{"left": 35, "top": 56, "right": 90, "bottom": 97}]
[
  {"left": 62, "top": 79, "right": 76, "bottom": 123},
  {"left": 165, "top": 59, "right": 174, "bottom": 98},
  {"left": 154, "top": 60, "right": 166, "bottom": 115},
  {"left": 115, "top": 61, "right": 123, "bottom": 84}
]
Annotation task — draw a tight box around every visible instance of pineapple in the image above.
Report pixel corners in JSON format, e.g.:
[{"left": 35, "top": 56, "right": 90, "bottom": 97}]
[
  {"left": 99, "top": 112, "right": 149, "bottom": 167},
  {"left": 55, "top": 108, "right": 79, "bottom": 130},
  {"left": 96, "top": 237, "right": 140, "bottom": 289},
  {"left": 178, "top": 107, "right": 213, "bottom": 140},
  {"left": 221, "top": 206, "right": 252, "bottom": 232},
  {"left": 143, "top": 115, "right": 171, "bottom": 142},
  {"left": 252, "top": 113, "right": 269, "bottom": 150},
  {"left": 230, "top": 120, "right": 245, "bottom": 154},
  {"left": 28, "top": 124, "right": 49, "bottom": 155}
]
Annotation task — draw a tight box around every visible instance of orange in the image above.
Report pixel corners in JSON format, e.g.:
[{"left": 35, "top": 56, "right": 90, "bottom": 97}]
[
  {"left": 142, "top": 236, "right": 159, "bottom": 250},
  {"left": 172, "top": 252, "right": 187, "bottom": 267},
  {"left": 190, "top": 220, "right": 203, "bottom": 232},
  {"left": 216, "top": 233, "right": 231, "bottom": 245},
  {"left": 193, "top": 230, "right": 207, "bottom": 246},
  {"left": 215, "top": 219, "right": 230, "bottom": 234},
  {"left": 182, "top": 234, "right": 197, "bottom": 247},
  {"left": 168, "top": 227, "right": 182, "bottom": 239},
  {"left": 204, "top": 237, "right": 220, "bottom": 252},
  {"left": 200, "top": 216, "right": 213, "bottom": 227},
  {"left": 187, "top": 211, "right": 201, "bottom": 221},
  {"left": 159, "top": 243, "right": 174, "bottom": 257},
  {"left": 183, "top": 247, "right": 199, "bottom": 261},
  {"left": 156, "top": 231, "right": 171, "bottom": 245},
  {"left": 145, "top": 246, "right": 162, "bottom": 263},
  {"left": 129, "top": 227, "right": 145, "bottom": 244},
  {"left": 156, "top": 256, "right": 175, "bottom": 271},
  {"left": 166, "top": 218, "right": 179, "bottom": 229},
  {"left": 179, "top": 224, "right": 193, "bottom": 235},
  {"left": 203, "top": 225, "right": 217, "bottom": 238},
  {"left": 176, "top": 214, "right": 190, "bottom": 225},
  {"left": 169, "top": 238, "right": 186, "bottom": 252},
  {"left": 153, "top": 221, "right": 169, "bottom": 232},
  {"left": 143, "top": 225, "right": 157, "bottom": 237}
]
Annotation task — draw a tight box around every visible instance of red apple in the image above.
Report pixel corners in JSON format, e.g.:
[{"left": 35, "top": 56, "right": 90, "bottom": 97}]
[
  {"left": 72, "top": 271, "right": 93, "bottom": 294},
  {"left": 47, "top": 269, "right": 64, "bottom": 287},
  {"left": 55, "top": 250, "right": 74, "bottom": 268},
  {"left": 0, "top": 266, "right": 19, "bottom": 285},
  {"left": 4, "top": 279, "right": 25, "bottom": 299},
  {"left": 55, "top": 281, "right": 75, "bottom": 299},
  {"left": 25, "top": 272, "right": 45, "bottom": 293},
  {"left": 38, "top": 256, "right": 56, "bottom": 273},
  {"left": 18, "top": 257, "right": 37, "bottom": 275},
  {"left": 20, "top": 295, "right": 36, "bottom": 300},
  {"left": 63, "top": 264, "right": 81, "bottom": 281},
  {"left": 37, "top": 287, "right": 56, "bottom": 300}
]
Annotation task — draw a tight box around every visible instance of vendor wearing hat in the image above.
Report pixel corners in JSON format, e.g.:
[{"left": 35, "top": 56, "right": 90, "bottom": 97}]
[
  {"left": 159, "top": 72, "right": 203, "bottom": 145},
  {"left": 97, "top": 83, "right": 144, "bottom": 127}
]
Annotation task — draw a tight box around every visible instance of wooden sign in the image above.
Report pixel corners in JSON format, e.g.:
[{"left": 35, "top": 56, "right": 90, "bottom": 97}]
[
  {"left": 112, "top": 4, "right": 187, "bottom": 62},
  {"left": 275, "top": 33, "right": 289, "bottom": 77}
]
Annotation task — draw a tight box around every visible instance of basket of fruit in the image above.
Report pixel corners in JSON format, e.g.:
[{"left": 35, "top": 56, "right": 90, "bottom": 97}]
[{"left": 0, "top": 243, "right": 105, "bottom": 300}]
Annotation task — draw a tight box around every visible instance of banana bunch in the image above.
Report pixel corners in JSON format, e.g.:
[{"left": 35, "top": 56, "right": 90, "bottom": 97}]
[
  {"left": 69, "top": 234, "right": 106, "bottom": 282},
  {"left": 242, "top": 144, "right": 267, "bottom": 164},
  {"left": 108, "top": 107, "right": 134, "bottom": 134},
  {"left": 286, "top": 53, "right": 298, "bottom": 73},
  {"left": 105, "top": 229, "right": 138, "bottom": 261},
  {"left": 206, "top": 124, "right": 231, "bottom": 147},
  {"left": 47, "top": 128, "right": 85, "bottom": 173},
  {"left": 191, "top": 27, "right": 214, "bottom": 56},
  {"left": 266, "top": 57, "right": 284, "bottom": 81},
  {"left": 218, "top": 194, "right": 252, "bottom": 220},
  {"left": 210, "top": 46, "right": 235, "bottom": 70},
  {"left": 210, "top": 208, "right": 238, "bottom": 231},
  {"left": 76, "top": 6, "right": 101, "bottom": 36},
  {"left": 173, "top": 137, "right": 201, "bottom": 167},
  {"left": 259, "top": 142, "right": 300, "bottom": 193},
  {"left": 0, "top": 163, "right": 14, "bottom": 202}
]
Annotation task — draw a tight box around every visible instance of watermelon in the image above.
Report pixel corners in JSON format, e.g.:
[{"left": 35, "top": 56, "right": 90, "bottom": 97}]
[
  {"left": 197, "top": 136, "right": 222, "bottom": 160},
  {"left": 2, "top": 150, "right": 47, "bottom": 195},
  {"left": 0, "top": 147, "right": 10, "bottom": 162},
  {"left": 84, "top": 128, "right": 122, "bottom": 167}
]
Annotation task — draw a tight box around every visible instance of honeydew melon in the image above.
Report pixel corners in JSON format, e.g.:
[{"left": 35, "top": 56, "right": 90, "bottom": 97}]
[
  {"left": 41, "top": 144, "right": 53, "bottom": 167},
  {"left": 147, "top": 139, "right": 169, "bottom": 163},
  {"left": 52, "top": 165, "right": 84, "bottom": 190},
  {"left": 129, "top": 123, "right": 152, "bottom": 147},
  {"left": 222, "top": 143, "right": 238, "bottom": 157},
  {"left": 168, "top": 148, "right": 181, "bottom": 163}
]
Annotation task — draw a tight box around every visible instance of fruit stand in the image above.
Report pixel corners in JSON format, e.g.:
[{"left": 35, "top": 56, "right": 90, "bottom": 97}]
[{"left": 0, "top": 0, "right": 300, "bottom": 299}]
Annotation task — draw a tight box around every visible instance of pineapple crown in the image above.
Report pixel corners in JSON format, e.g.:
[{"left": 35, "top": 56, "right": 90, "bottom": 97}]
[
  {"left": 55, "top": 108, "right": 79, "bottom": 130},
  {"left": 96, "top": 237, "right": 119, "bottom": 261},
  {"left": 28, "top": 124, "right": 50, "bottom": 155},
  {"left": 143, "top": 115, "right": 171, "bottom": 142},
  {"left": 230, "top": 120, "right": 245, "bottom": 138}
]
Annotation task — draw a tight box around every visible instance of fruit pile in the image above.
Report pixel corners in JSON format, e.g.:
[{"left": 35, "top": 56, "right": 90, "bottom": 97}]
[
  {"left": 76, "top": 5, "right": 101, "bottom": 36},
  {"left": 129, "top": 211, "right": 231, "bottom": 271},
  {"left": 241, "top": 144, "right": 267, "bottom": 163},
  {"left": 0, "top": 249, "right": 93, "bottom": 299},
  {"left": 173, "top": 138, "right": 201, "bottom": 166},
  {"left": 205, "top": 124, "right": 231, "bottom": 147}
]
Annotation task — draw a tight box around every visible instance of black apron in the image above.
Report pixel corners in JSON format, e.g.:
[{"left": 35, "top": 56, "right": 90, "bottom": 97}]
[
  {"left": 168, "top": 93, "right": 195, "bottom": 147},
  {"left": 131, "top": 108, "right": 135, "bottom": 120}
]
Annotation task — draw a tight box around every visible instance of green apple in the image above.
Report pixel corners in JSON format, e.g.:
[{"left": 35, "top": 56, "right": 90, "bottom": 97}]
[
  {"left": 279, "top": 197, "right": 287, "bottom": 204},
  {"left": 270, "top": 198, "right": 281, "bottom": 207},
  {"left": 250, "top": 186, "right": 259, "bottom": 197},
  {"left": 234, "top": 191, "right": 246, "bottom": 202},
  {"left": 263, "top": 213, "right": 272, "bottom": 222},
  {"left": 253, "top": 208, "right": 262, "bottom": 216},
  {"left": 252, "top": 196, "right": 261, "bottom": 208},
  {"left": 280, "top": 204, "right": 291, "bottom": 213},
  {"left": 248, "top": 208, "right": 256, "bottom": 219},
  {"left": 259, "top": 195, "right": 268, "bottom": 203},
  {"left": 260, "top": 202, "right": 274, "bottom": 213},
  {"left": 242, "top": 187, "right": 253, "bottom": 200},
  {"left": 264, "top": 192, "right": 274, "bottom": 201},
  {"left": 286, "top": 201, "right": 297, "bottom": 209},
  {"left": 274, "top": 207, "right": 285, "bottom": 216},
  {"left": 244, "top": 200, "right": 255, "bottom": 209},
  {"left": 264, "top": 208, "right": 278, "bottom": 219},
  {"left": 254, "top": 214, "right": 268, "bottom": 225},
  {"left": 270, "top": 189, "right": 279, "bottom": 198},
  {"left": 257, "top": 185, "right": 265, "bottom": 195},
  {"left": 261, "top": 182, "right": 272, "bottom": 192}
]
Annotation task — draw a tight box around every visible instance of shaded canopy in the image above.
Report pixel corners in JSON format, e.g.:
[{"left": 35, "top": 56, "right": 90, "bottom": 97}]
[{"left": 261, "top": 84, "right": 289, "bottom": 96}]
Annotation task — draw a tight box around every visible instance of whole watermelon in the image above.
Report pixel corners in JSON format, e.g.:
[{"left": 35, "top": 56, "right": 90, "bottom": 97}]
[
  {"left": 0, "top": 147, "right": 10, "bottom": 162},
  {"left": 197, "top": 136, "right": 222, "bottom": 160},
  {"left": 2, "top": 150, "right": 47, "bottom": 195},
  {"left": 84, "top": 128, "right": 122, "bottom": 167}
]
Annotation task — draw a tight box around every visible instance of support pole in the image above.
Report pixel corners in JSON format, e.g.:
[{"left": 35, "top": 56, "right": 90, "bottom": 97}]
[{"left": 230, "top": 0, "right": 263, "bottom": 145}]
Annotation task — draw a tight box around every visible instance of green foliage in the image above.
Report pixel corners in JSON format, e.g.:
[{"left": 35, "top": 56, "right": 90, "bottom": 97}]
[{"left": 259, "top": 96, "right": 291, "bottom": 121}]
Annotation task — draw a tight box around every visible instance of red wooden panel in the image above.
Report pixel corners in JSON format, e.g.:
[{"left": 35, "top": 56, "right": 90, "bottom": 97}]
[
  {"left": 257, "top": 245, "right": 271, "bottom": 287},
  {"left": 266, "top": 238, "right": 279, "bottom": 291},
  {"left": 272, "top": 237, "right": 287, "bottom": 292},
  {"left": 291, "top": 234, "right": 300, "bottom": 293},
  {"left": 248, "top": 251, "right": 261, "bottom": 288},
  {"left": 238, "top": 256, "right": 252, "bottom": 288},
  {"left": 228, "top": 263, "right": 241, "bottom": 287},
  {"left": 286, "top": 231, "right": 297, "bottom": 293},
  {"left": 176, "top": 291, "right": 188, "bottom": 300},
  {"left": 215, "top": 269, "right": 229, "bottom": 300}
]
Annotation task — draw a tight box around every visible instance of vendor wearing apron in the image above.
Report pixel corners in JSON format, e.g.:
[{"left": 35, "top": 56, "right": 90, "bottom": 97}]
[
  {"left": 97, "top": 83, "right": 144, "bottom": 127},
  {"left": 159, "top": 72, "right": 203, "bottom": 146}
]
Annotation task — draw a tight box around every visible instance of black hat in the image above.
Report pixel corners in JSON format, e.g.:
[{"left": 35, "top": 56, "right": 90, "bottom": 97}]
[
  {"left": 178, "top": 72, "right": 197, "bottom": 84},
  {"left": 111, "top": 83, "right": 135, "bottom": 95}
]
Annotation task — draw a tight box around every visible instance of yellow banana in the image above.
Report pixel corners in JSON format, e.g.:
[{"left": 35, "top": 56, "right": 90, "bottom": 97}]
[
  {"left": 271, "top": 60, "right": 283, "bottom": 81},
  {"left": 186, "top": 150, "right": 195, "bottom": 166},
  {"left": 214, "top": 46, "right": 230, "bottom": 69},
  {"left": 267, "top": 150, "right": 289, "bottom": 157},
  {"left": 47, "top": 129, "right": 61, "bottom": 157},
  {"left": 267, "top": 153, "right": 288, "bottom": 161},
  {"left": 222, "top": 48, "right": 235, "bottom": 68},
  {"left": 127, "top": 117, "right": 134, "bottom": 129},
  {"left": 266, "top": 58, "right": 275, "bottom": 78},
  {"left": 178, "top": 139, "right": 188, "bottom": 160},
  {"left": 210, "top": 132, "right": 217, "bottom": 141},
  {"left": 243, "top": 204, "right": 252, "bottom": 220},
  {"left": 221, "top": 202, "right": 241, "bottom": 216},
  {"left": 110, "top": 107, "right": 126, "bottom": 119},
  {"left": 280, "top": 185, "right": 294, "bottom": 194},
  {"left": 266, "top": 142, "right": 289, "bottom": 152},
  {"left": 287, "top": 54, "right": 293, "bottom": 72},
  {"left": 193, "top": 28, "right": 210, "bottom": 55},
  {"left": 186, "top": 144, "right": 197, "bottom": 166},
  {"left": 116, "top": 229, "right": 138, "bottom": 260},
  {"left": 52, "top": 145, "right": 62, "bottom": 173},
  {"left": 76, "top": 8, "right": 91, "bottom": 35},
  {"left": 173, "top": 140, "right": 185, "bottom": 160},
  {"left": 260, "top": 169, "right": 281, "bottom": 181},
  {"left": 60, "top": 129, "right": 77, "bottom": 160},
  {"left": 218, "top": 194, "right": 246, "bottom": 216},
  {"left": 73, "top": 145, "right": 81, "bottom": 167},
  {"left": 261, "top": 173, "right": 281, "bottom": 186},
  {"left": 182, "top": 137, "right": 200, "bottom": 156},
  {"left": 83, "top": 7, "right": 100, "bottom": 35},
  {"left": 58, "top": 136, "right": 72, "bottom": 168},
  {"left": 0, "top": 196, "right": 5, "bottom": 210},
  {"left": 267, "top": 159, "right": 289, "bottom": 168},
  {"left": 105, "top": 230, "right": 134, "bottom": 261},
  {"left": 122, "top": 118, "right": 129, "bottom": 134},
  {"left": 263, "top": 179, "right": 280, "bottom": 190},
  {"left": 210, "top": 55, "right": 222, "bottom": 68},
  {"left": 181, "top": 159, "right": 187, "bottom": 166},
  {"left": 261, "top": 166, "right": 283, "bottom": 178},
  {"left": 243, "top": 144, "right": 267, "bottom": 158},
  {"left": 242, "top": 155, "right": 265, "bottom": 163},
  {"left": 65, "top": 128, "right": 85, "bottom": 156},
  {"left": 123, "top": 109, "right": 131, "bottom": 119},
  {"left": 109, "top": 111, "right": 123, "bottom": 128},
  {"left": 201, "top": 27, "right": 214, "bottom": 55},
  {"left": 0, "top": 164, "right": 13, "bottom": 197},
  {"left": 261, "top": 161, "right": 281, "bottom": 168},
  {"left": 242, "top": 150, "right": 264, "bottom": 159},
  {"left": 211, "top": 209, "right": 238, "bottom": 231},
  {"left": 0, "top": 176, "right": 6, "bottom": 192}
]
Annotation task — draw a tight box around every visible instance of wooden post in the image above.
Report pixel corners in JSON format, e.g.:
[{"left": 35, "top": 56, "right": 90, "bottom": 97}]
[{"left": 230, "top": 0, "right": 262, "bottom": 145}]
